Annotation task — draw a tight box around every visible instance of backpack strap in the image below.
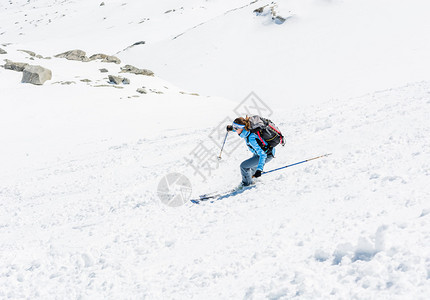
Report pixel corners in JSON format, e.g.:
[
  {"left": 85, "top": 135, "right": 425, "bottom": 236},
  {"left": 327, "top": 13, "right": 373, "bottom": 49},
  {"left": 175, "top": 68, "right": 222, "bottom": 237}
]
[
  {"left": 256, "top": 131, "right": 267, "bottom": 146},
  {"left": 247, "top": 132, "right": 271, "bottom": 153}
]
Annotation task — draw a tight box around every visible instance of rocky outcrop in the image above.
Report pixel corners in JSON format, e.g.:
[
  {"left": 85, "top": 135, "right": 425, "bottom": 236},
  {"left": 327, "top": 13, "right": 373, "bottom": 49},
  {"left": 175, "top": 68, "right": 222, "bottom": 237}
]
[
  {"left": 19, "top": 50, "right": 36, "bottom": 57},
  {"left": 55, "top": 50, "right": 121, "bottom": 64},
  {"left": 21, "top": 65, "right": 52, "bottom": 85},
  {"left": 89, "top": 53, "right": 121, "bottom": 64},
  {"left": 137, "top": 88, "right": 147, "bottom": 94},
  {"left": 108, "top": 75, "right": 122, "bottom": 84},
  {"left": 108, "top": 75, "right": 130, "bottom": 85},
  {"left": 18, "top": 49, "right": 44, "bottom": 59},
  {"left": 0, "top": 48, "right": 7, "bottom": 54},
  {"left": 253, "top": 6, "right": 267, "bottom": 14},
  {"left": 120, "top": 64, "right": 154, "bottom": 76},
  {"left": 4, "top": 60, "right": 29, "bottom": 71},
  {"left": 254, "top": 3, "right": 290, "bottom": 25},
  {"left": 55, "top": 49, "right": 89, "bottom": 62},
  {"left": 119, "top": 41, "right": 146, "bottom": 53}
]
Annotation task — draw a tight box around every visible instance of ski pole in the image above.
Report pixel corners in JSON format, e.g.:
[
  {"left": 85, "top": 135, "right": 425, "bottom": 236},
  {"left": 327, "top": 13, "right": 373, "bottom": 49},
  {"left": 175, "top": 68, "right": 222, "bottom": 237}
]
[
  {"left": 262, "top": 153, "right": 332, "bottom": 175},
  {"left": 218, "top": 131, "right": 229, "bottom": 160}
]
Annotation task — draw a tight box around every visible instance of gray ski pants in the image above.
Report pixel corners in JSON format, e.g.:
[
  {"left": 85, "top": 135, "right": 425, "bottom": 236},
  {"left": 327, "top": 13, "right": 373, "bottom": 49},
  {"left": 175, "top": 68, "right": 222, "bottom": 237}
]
[{"left": 240, "top": 154, "right": 274, "bottom": 186}]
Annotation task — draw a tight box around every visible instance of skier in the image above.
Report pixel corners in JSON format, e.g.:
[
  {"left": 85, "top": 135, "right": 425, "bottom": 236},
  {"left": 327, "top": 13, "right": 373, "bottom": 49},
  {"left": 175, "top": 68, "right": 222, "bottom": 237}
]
[{"left": 227, "top": 116, "right": 276, "bottom": 188}]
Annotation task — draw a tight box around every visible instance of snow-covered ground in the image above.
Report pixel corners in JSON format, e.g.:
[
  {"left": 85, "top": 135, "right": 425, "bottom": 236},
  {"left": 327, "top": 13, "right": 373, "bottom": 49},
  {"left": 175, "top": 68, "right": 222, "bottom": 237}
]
[{"left": 1, "top": 0, "right": 430, "bottom": 299}]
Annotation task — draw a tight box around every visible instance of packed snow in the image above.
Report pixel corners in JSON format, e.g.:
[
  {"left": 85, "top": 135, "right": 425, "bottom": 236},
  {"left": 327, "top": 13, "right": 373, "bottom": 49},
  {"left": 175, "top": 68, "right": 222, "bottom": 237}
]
[{"left": 1, "top": 0, "right": 430, "bottom": 299}]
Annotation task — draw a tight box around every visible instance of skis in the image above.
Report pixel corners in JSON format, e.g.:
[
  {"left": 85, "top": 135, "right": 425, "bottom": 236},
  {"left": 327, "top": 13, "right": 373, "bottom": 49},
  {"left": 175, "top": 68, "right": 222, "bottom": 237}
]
[
  {"left": 190, "top": 192, "right": 222, "bottom": 203},
  {"left": 190, "top": 185, "right": 256, "bottom": 204}
]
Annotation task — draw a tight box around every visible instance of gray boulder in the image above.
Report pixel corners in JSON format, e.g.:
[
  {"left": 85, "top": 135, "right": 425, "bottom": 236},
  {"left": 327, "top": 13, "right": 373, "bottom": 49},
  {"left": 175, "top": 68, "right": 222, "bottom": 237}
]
[
  {"left": 89, "top": 53, "right": 121, "bottom": 64},
  {"left": 4, "top": 60, "right": 29, "bottom": 71},
  {"left": 18, "top": 49, "right": 36, "bottom": 57},
  {"left": 108, "top": 75, "right": 122, "bottom": 84},
  {"left": 22, "top": 65, "right": 52, "bottom": 85},
  {"left": 120, "top": 64, "right": 154, "bottom": 76},
  {"left": 0, "top": 48, "right": 7, "bottom": 54},
  {"left": 253, "top": 6, "right": 265, "bottom": 14},
  {"left": 55, "top": 49, "right": 89, "bottom": 62},
  {"left": 108, "top": 75, "right": 130, "bottom": 85},
  {"left": 137, "top": 88, "right": 147, "bottom": 94}
]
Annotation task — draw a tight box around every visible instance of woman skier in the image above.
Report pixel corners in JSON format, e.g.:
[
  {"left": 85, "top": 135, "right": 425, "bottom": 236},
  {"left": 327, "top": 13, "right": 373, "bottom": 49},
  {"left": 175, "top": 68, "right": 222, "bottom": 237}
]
[{"left": 227, "top": 117, "right": 275, "bottom": 188}]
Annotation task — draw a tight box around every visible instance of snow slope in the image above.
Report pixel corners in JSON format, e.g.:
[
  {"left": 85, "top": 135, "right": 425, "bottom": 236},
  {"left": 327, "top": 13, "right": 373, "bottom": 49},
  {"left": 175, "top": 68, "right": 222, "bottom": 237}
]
[
  {"left": 1, "top": 78, "right": 430, "bottom": 298},
  {"left": 1, "top": 0, "right": 430, "bottom": 299},
  {"left": 3, "top": 0, "right": 430, "bottom": 106}
]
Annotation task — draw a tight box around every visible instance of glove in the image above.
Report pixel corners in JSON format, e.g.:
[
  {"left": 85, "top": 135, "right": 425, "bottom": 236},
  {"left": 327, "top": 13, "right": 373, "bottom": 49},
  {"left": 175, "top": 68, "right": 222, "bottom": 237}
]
[
  {"left": 226, "top": 125, "right": 233, "bottom": 132},
  {"left": 253, "top": 170, "right": 262, "bottom": 178}
]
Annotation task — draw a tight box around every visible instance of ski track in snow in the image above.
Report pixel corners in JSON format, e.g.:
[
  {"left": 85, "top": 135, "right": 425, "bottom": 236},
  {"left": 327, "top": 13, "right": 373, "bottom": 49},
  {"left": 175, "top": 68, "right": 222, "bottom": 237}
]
[{"left": 1, "top": 82, "right": 430, "bottom": 299}]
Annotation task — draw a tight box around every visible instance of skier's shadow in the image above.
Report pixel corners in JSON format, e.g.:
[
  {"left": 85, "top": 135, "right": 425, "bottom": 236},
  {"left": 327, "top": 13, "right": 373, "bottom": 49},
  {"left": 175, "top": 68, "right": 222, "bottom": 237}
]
[{"left": 217, "top": 185, "right": 256, "bottom": 201}]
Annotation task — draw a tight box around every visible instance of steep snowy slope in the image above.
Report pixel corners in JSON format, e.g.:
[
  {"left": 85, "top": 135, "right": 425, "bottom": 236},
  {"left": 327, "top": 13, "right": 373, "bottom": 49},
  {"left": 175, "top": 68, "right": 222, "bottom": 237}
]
[
  {"left": 1, "top": 0, "right": 430, "bottom": 299},
  {"left": 121, "top": 0, "right": 430, "bottom": 106},
  {"left": 1, "top": 79, "right": 429, "bottom": 298},
  {"left": 2, "top": 0, "right": 430, "bottom": 106}
]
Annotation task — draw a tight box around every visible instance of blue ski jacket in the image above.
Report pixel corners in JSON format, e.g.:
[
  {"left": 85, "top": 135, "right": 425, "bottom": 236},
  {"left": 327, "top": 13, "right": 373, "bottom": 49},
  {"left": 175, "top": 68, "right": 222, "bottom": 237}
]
[{"left": 239, "top": 129, "right": 275, "bottom": 171}]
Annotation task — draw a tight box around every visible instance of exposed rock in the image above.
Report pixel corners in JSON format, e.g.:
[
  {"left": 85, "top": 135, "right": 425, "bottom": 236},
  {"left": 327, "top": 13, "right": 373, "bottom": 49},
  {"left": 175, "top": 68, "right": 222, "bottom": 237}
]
[
  {"left": 119, "top": 40, "right": 146, "bottom": 52},
  {"left": 99, "top": 68, "right": 109, "bottom": 73},
  {"left": 253, "top": 6, "right": 266, "bottom": 14},
  {"left": 80, "top": 79, "right": 92, "bottom": 83},
  {"left": 4, "top": 60, "right": 29, "bottom": 72},
  {"left": 55, "top": 49, "right": 89, "bottom": 62},
  {"left": 94, "top": 84, "right": 124, "bottom": 89},
  {"left": 132, "top": 41, "right": 145, "bottom": 46},
  {"left": 108, "top": 75, "right": 122, "bottom": 85},
  {"left": 108, "top": 75, "right": 130, "bottom": 85},
  {"left": 180, "top": 91, "right": 199, "bottom": 96},
  {"left": 52, "top": 81, "right": 75, "bottom": 85},
  {"left": 254, "top": 4, "right": 290, "bottom": 25},
  {"left": 0, "top": 48, "right": 7, "bottom": 54},
  {"left": 100, "top": 2, "right": 105, "bottom": 6},
  {"left": 120, "top": 64, "right": 154, "bottom": 76},
  {"left": 18, "top": 49, "right": 36, "bottom": 57},
  {"left": 274, "top": 15, "right": 287, "bottom": 25},
  {"left": 89, "top": 53, "right": 121, "bottom": 64},
  {"left": 21, "top": 65, "right": 52, "bottom": 85},
  {"left": 149, "top": 88, "right": 163, "bottom": 94},
  {"left": 137, "top": 88, "right": 147, "bottom": 94},
  {"left": 270, "top": 4, "right": 289, "bottom": 24}
]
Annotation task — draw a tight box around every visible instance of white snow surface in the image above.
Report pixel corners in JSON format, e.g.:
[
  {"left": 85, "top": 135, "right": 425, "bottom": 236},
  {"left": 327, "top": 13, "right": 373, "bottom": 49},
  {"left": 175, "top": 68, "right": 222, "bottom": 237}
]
[{"left": 1, "top": 0, "right": 430, "bottom": 299}]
